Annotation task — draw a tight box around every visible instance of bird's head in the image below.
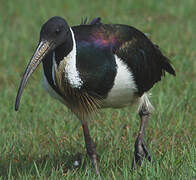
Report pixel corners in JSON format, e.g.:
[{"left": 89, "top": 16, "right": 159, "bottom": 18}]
[
  {"left": 40, "top": 16, "right": 70, "bottom": 49},
  {"left": 15, "top": 16, "right": 70, "bottom": 111}
]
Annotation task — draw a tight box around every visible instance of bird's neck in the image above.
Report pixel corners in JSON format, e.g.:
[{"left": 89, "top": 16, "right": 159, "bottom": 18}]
[
  {"left": 54, "top": 28, "right": 83, "bottom": 90},
  {"left": 53, "top": 29, "right": 100, "bottom": 119},
  {"left": 55, "top": 28, "right": 73, "bottom": 66}
]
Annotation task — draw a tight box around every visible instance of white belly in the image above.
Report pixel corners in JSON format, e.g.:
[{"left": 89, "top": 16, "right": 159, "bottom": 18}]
[{"left": 102, "top": 55, "right": 138, "bottom": 108}]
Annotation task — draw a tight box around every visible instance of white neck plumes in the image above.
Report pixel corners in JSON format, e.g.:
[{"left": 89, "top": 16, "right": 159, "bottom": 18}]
[
  {"left": 64, "top": 28, "right": 83, "bottom": 88},
  {"left": 52, "top": 51, "right": 56, "bottom": 86}
]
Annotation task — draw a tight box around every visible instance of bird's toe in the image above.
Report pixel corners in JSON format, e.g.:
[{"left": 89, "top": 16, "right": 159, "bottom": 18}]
[{"left": 132, "top": 135, "right": 151, "bottom": 169}]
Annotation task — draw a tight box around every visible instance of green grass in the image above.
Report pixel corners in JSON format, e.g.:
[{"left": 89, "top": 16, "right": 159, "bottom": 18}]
[{"left": 0, "top": 0, "right": 196, "bottom": 179}]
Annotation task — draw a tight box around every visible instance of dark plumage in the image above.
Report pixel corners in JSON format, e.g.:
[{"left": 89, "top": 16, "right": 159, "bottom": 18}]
[
  {"left": 15, "top": 16, "right": 175, "bottom": 176},
  {"left": 72, "top": 23, "right": 175, "bottom": 96}
]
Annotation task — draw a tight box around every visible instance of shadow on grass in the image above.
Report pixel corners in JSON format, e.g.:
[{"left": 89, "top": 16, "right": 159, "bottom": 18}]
[{"left": 0, "top": 151, "right": 87, "bottom": 178}]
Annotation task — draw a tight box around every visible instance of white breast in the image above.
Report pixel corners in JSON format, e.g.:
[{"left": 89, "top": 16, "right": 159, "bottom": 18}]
[
  {"left": 102, "top": 55, "right": 138, "bottom": 108},
  {"left": 42, "top": 28, "right": 83, "bottom": 104}
]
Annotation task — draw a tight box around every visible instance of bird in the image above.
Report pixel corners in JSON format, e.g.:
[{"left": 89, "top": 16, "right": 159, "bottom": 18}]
[{"left": 15, "top": 16, "right": 175, "bottom": 175}]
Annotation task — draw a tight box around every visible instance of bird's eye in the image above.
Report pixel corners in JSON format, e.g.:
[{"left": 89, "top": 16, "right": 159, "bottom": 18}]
[{"left": 55, "top": 28, "right": 60, "bottom": 34}]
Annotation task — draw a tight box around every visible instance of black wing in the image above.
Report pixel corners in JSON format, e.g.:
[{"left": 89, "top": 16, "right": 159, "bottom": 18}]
[
  {"left": 114, "top": 25, "right": 175, "bottom": 95},
  {"left": 73, "top": 23, "right": 175, "bottom": 96}
]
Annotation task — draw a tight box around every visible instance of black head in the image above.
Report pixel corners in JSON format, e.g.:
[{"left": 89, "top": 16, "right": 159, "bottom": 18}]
[
  {"left": 15, "top": 16, "right": 71, "bottom": 111},
  {"left": 40, "top": 16, "right": 70, "bottom": 48}
]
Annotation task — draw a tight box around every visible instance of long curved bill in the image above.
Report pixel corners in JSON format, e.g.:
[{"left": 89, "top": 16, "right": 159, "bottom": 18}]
[{"left": 15, "top": 41, "right": 52, "bottom": 111}]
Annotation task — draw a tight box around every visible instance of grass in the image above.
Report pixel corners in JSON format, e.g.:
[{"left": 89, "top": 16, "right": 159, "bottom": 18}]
[{"left": 0, "top": 0, "right": 196, "bottom": 179}]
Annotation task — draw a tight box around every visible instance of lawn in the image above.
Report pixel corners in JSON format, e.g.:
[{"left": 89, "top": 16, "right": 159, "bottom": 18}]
[{"left": 0, "top": 0, "right": 195, "bottom": 179}]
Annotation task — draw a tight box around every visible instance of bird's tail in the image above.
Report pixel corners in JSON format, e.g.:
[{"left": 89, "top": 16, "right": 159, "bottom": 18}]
[
  {"left": 162, "top": 55, "right": 176, "bottom": 76},
  {"left": 154, "top": 44, "right": 176, "bottom": 76}
]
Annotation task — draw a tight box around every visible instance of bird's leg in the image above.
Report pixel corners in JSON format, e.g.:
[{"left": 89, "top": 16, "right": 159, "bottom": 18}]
[
  {"left": 132, "top": 106, "right": 151, "bottom": 168},
  {"left": 82, "top": 122, "right": 100, "bottom": 176}
]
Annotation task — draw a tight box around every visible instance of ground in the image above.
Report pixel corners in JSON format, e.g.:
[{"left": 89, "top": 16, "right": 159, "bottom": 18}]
[{"left": 0, "top": 0, "right": 195, "bottom": 179}]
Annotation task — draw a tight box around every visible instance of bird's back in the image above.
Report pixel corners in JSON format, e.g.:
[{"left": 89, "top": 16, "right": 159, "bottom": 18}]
[{"left": 72, "top": 23, "right": 175, "bottom": 97}]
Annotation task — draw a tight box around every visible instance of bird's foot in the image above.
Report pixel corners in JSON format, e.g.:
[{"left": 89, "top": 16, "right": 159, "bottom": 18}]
[
  {"left": 90, "top": 153, "right": 100, "bottom": 178},
  {"left": 132, "top": 134, "right": 151, "bottom": 169},
  {"left": 86, "top": 139, "right": 101, "bottom": 179}
]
